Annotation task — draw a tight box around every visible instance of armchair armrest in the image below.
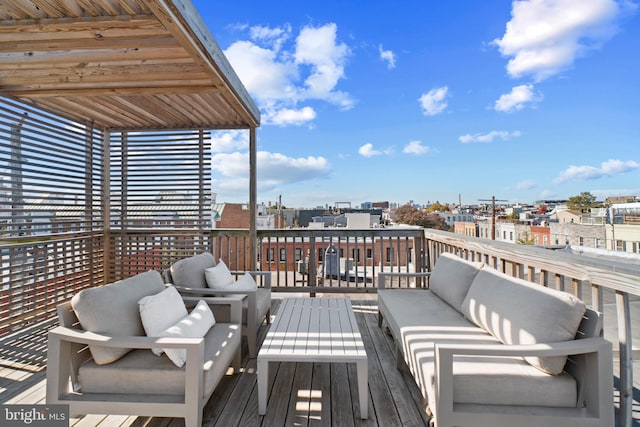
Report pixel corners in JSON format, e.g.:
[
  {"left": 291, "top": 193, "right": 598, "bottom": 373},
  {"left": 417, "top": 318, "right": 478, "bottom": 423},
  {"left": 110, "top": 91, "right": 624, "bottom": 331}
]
[
  {"left": 377, "top": 271, "right": 431, "bottom": 289},
  {"left": 48, "top": 326, "right": 205, "bottom": 350},
  {"left": 180, "top": 294, "right": 244, "bottom": 324},
  {"left": 46, "top": 326, "right": 206, "bottom": 404}
]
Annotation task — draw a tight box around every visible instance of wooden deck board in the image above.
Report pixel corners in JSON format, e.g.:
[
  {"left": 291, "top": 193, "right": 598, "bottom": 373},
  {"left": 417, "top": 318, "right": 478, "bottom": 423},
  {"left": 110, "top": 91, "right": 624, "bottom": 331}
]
[{"left": 1, "top": 294, "right": 638, "bottom": 426}]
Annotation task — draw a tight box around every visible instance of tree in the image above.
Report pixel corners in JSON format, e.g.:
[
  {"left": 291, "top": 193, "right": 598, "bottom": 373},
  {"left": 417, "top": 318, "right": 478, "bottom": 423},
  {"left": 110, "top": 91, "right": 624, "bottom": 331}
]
[
  {"left": 393, "top": 205, "right": 448, "bottom": 230},
  {"left": 567, "top": 192, "right": 597, "bottom": 211},
  {"left": 425, "top": 202, "right": 449, "bottom": 213}
]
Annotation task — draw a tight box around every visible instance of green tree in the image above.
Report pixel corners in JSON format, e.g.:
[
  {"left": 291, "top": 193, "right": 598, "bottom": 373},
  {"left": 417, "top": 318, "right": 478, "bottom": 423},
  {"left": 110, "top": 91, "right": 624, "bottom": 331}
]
[{"left": 567, "top": 192, "right": 597, "bottom": 211}]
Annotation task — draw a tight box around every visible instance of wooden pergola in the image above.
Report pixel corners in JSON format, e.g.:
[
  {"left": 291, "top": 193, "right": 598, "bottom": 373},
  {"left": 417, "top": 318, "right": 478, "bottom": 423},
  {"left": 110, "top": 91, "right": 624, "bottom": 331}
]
[{"left": 0, "top": 0, "right": 261, "bottom": 269}]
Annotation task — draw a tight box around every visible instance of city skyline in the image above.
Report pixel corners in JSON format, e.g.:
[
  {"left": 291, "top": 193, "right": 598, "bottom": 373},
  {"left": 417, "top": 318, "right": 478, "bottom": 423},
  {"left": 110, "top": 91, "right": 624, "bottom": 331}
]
[{"left": 194, "top": 0, "right": 640, "bottom": 208}]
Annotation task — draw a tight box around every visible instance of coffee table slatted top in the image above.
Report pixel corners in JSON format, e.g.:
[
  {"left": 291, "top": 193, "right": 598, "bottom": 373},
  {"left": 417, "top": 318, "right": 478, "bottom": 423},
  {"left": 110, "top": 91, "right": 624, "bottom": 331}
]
[{"left": 259, "top": 297, "right": 366, "bottom": 361}]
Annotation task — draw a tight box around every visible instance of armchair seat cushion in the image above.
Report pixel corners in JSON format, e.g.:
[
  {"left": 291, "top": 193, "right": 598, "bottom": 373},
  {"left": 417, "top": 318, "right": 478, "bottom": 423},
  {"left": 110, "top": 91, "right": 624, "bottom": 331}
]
[{"left": 79, "top": 322, "right": 240, "bottom": 398}]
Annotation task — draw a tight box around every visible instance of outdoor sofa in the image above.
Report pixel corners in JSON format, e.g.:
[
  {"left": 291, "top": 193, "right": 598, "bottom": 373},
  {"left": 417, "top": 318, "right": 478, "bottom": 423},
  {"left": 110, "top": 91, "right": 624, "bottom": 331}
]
[
  {"left": 377, "top": 252, "right": 614, "bottom": 427},
  {"left": 164, "top": 251, "right": 272, "bottom": 358},
  {"left": 46, "top": 269, "right": 242, "bottom": 427}
]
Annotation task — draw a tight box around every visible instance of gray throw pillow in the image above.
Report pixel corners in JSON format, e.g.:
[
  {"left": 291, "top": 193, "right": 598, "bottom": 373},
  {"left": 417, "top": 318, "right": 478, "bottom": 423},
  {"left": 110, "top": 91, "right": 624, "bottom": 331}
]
[
  {"left": 169, "top": 252, "right": 215, "bottom": 288},
  {"left": 71, "top": 270, "right": 166, "bottom": 365}
]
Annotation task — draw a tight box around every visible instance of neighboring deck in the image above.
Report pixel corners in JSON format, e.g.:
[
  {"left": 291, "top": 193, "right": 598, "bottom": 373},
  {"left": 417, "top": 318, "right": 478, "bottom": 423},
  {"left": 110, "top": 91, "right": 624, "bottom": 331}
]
[{"left": 1, "top": 294, "right": 638, "bottom": 426}]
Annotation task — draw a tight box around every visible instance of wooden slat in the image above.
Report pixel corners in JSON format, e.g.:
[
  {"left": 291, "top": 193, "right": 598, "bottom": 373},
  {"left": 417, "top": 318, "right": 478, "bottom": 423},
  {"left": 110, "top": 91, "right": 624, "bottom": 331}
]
[{"left": 0, "top": 0, "right": 259, "bottom": 129}]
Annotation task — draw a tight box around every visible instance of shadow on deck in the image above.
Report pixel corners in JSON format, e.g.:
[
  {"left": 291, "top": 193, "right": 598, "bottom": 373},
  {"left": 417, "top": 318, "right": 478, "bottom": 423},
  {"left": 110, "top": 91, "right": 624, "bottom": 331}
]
[{"left": 1, "top": 295, "right": 638, "bottom": 426}]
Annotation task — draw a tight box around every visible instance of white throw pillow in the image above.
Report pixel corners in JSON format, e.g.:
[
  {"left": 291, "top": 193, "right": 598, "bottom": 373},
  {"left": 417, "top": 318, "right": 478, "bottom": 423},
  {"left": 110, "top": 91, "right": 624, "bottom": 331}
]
[
  {"left": 205, "top": 259, "right": 234, "bottom": 289},
  {"left": 139, "top": 286, "right": 188, "bottom": 355},
  {"left": 159, "top": 300, "right": 216, "bottom": 367}
]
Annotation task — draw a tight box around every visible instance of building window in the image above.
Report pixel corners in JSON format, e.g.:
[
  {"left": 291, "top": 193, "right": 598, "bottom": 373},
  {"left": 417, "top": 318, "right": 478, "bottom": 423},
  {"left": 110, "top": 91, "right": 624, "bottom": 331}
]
[
  {"left": 543, "top": 236, "right": 548, "bottom": 245},
  {"left": 579, "top": 236, "right": 584, "bottom": 246},
  {"left": 386, "top": 247, "right": 393, "bottom": 263},
  {"left": 352, "top": 248, "right": 360, "bottom": 263},
  {"left": 534, "top": 236, "right": 539, "bottom": 245},
  {"left": 266, "top": 248, "right": 274, "bottom": 263},
  {"left": 595, "top": 238, "right": 602, "bottom": 249},
  {"left": 616, "top": 240, "right": 625, "bottom": 251},
  {"left": 295, "top": 248, "right": 302, "bottom": 262},
  {"left": 366, "top": 248, "right": 373, "bottom": 259},
  {"left": 280, "top": 248, "right": 286, "bottom": 262}
]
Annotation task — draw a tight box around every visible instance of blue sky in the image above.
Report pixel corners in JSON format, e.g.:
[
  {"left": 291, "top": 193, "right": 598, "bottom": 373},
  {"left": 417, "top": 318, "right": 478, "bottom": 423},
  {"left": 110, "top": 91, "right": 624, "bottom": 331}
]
[{"left": 194, "top": 0, "right": 640, "bottom": 208}]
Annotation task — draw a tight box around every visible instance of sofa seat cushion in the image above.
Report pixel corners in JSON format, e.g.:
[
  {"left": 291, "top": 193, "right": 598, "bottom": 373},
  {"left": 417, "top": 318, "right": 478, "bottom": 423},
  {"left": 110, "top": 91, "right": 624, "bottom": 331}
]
[
  {"left": 379, "top": 290, "right": 501, "bottom": 398},
  {"left": 209, "top": 288, "right": 271, "bottom": 326},
  {"left": 461, "top": 268, "right": 586, "bottom": 375},
  {"left": 79, "top": 322, "right": 240, "bottom": 398},
  {"left": 169, "top": 252, "right": 216, "bottom": 288},
  {"left": 428, "top": 253, "right": 484, "bottom": 312},
  {"left": 379, "top": 289, "right": 469, "bottom": 343},
  {"left": 379, "top": 288, "right": 578, "bottom": 409},
  {"left": 71, "top": 270, "right": 166, "bottom": 365}
]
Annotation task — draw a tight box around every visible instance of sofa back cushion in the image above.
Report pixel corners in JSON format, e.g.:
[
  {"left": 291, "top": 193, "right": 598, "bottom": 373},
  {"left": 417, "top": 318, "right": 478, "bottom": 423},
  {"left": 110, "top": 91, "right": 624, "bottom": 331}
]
[
  {"left": 461, "top": 268, "right": 586, "bottom": 375},
  {"left": 169, "top": 252, "right": 215, "bottom": 288},
  {"left": 429, "top": 253, "right": 484, "bottom": 312},
  {"left": 71, "top": 270, "right": 166, "bottom": 365}
]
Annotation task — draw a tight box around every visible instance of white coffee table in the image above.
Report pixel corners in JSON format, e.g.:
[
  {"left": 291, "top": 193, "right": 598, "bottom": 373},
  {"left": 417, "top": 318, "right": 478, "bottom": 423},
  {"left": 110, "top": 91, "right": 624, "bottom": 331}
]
[{"left": 257, "top": 297, "right": 368, "bottom": 419}]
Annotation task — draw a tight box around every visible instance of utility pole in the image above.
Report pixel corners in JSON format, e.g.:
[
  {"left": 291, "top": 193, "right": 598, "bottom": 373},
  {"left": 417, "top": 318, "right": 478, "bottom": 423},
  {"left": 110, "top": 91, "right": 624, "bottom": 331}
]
[{"left": 478, "top": 196, "right": 508, "bottom": 240}]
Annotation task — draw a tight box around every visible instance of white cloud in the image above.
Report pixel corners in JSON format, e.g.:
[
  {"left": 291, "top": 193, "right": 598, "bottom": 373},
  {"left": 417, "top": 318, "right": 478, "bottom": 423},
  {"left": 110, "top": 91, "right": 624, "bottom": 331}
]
[
  {"left": 553, "top": 159, "right": 640, "bottom": 183},
  {"left": 418, "top": 86, "right": 448, "bottom": 116},
  {"left": 294, "top": 23, "right": 354, "bottom": 109},
  {"left": 209, "top": 130, "right": 249, "bottom": 153},
  {"left": 249, "top": 24, "right": 292, "bottom": 52},
  {"left": 494, "top": 0, "right": 622, "bottom": 81},
  {"left": 267, "top": 106, "right": 317, "bottom": 126},
  {"left": 212, "top": 151, "right": 331, "bottom": 188},
  {"left": 494, "top": 84, "right": 542, "bottom": 112},
  {"left": 223, "top": 23, "right": 353, "bottom": 126},
  {"left": 378, "top": 44, "right": 396, "bottom": 69},
  {"left": 224, "top": 40, "right": 297, "bottom": 104},
  {"left": 459, "top": 130, "right": 522, "bottom": 143},
  {"left": 403, "top": 140, "right": 431, "bottom": 155},
  {"left": 358, "top": 143, "right": 395, "bottom": 157},
  {"left": 358, "top": 143, "right": 381, "bottom": 157}
]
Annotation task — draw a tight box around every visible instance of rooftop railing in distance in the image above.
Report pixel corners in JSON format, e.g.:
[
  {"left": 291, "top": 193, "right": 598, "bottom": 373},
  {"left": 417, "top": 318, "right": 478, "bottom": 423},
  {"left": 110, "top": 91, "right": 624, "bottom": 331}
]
[{"left": 212, "top": 227, "right": 426, "bottom": 293}]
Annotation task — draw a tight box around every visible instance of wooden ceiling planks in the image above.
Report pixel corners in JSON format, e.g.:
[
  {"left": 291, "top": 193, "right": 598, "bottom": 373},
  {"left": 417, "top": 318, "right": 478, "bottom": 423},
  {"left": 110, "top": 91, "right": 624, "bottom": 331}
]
[{"left": 0, "top": 0, "right": 260, "bottom": 130}]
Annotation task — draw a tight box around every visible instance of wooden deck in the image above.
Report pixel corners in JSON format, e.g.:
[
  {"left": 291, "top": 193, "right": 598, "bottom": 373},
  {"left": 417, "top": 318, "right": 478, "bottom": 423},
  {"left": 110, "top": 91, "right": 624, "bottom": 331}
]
[
  {"left": 1, "top": 295, "right": 431, "bottom": 427},
  {"left": 2, "top": 294, "right": 639, "bottom": 426}
]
